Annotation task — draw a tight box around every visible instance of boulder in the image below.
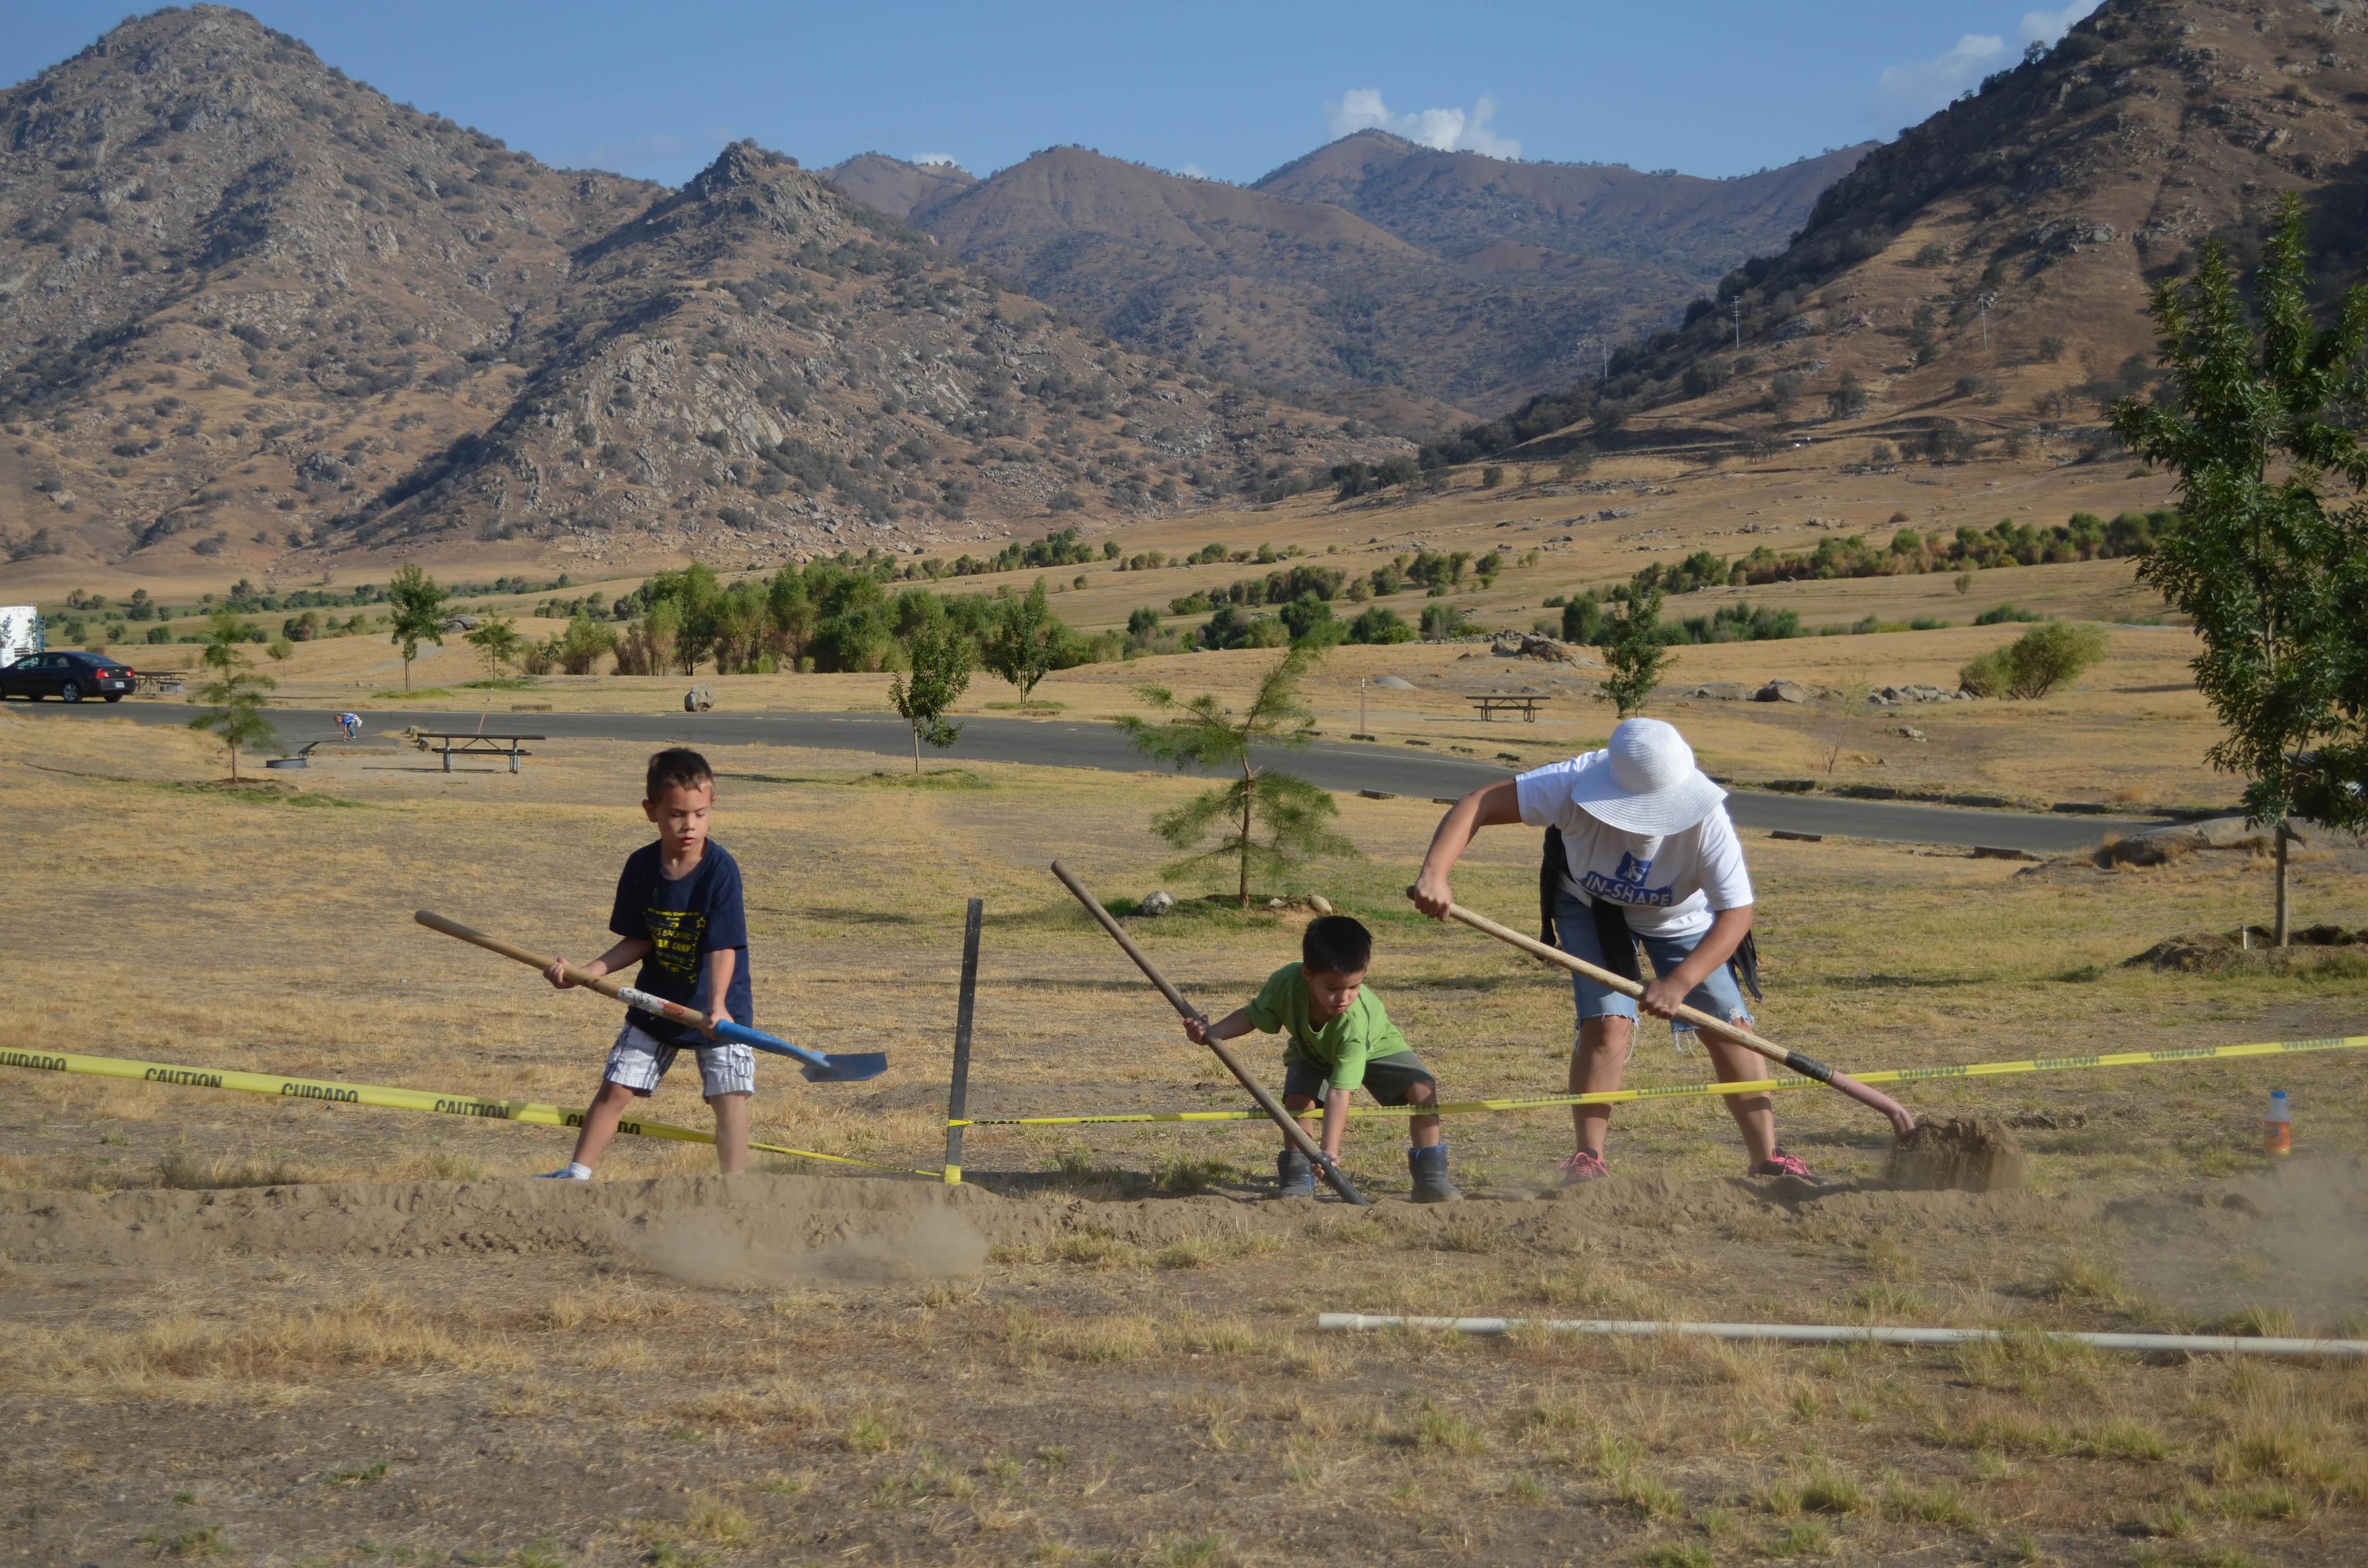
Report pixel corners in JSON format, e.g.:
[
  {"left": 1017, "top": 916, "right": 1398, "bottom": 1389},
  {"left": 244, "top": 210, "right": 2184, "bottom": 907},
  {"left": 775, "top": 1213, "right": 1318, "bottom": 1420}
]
[
  {"left": 1139, "top": 890, "right": 1177, "bottom": 917},
  {"left": 1308, "top": 894, "right": 1335, "bottom": 916},
  {"left": 1754, "top": 680, "right": 1813, "bottom": 704},
  {"left": 441, "top": 614, "right": 480, "bottom": 633},
  {"left": 684, "top": 682, "right": 715, "bottom": 712}
]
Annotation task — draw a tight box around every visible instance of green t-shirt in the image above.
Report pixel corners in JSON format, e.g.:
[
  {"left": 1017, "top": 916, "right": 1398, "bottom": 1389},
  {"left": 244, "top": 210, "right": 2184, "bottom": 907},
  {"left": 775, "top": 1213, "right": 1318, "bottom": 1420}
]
[{"left": 1245, "top": 962, "right": 1408, "bottom": 1091}]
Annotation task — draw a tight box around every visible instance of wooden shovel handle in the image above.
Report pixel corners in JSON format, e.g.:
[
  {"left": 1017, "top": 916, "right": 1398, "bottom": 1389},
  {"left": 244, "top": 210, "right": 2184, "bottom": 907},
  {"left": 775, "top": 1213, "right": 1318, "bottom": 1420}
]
[
  {"left": 412, "top": 909, "right": 710, "bottom": 1029},
  {"left": 1050, "top": 862, "right": 1370, "bottom": 1206},
  {"left": 1408, "top": 888, "right": 1916, "bottom": 1139}
]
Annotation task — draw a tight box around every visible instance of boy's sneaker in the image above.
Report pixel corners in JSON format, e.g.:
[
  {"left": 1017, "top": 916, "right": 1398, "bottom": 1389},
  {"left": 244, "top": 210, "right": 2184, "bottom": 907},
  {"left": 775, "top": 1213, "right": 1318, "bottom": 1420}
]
[
  {"left": 1749, "top": 1149, "right": 1824, "bottom": 1182},
  {"left": 1274, "top": 1148, "right": 1316, "bottom": 1200},
  {"left": 535, "top": 1165, "right": 591, "bottom": 1181},
  {"left": 1557, "top": 1149, "right": 1610, "bottom": 1184},
  {"left": 1408, "top": 1145, "right": 1462, "bottom": 1204}
]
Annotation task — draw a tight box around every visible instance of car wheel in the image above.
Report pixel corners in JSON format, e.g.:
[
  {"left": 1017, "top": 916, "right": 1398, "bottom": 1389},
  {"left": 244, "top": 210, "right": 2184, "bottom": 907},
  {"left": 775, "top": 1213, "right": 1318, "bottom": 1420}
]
[{"left": 59, "top": 682, "right": 81, "bottom": 703}]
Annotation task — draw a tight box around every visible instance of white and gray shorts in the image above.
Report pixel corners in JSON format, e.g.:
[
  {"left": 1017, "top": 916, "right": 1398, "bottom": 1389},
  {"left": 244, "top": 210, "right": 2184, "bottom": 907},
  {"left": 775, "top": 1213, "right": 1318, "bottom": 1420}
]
[{"left": 602, "top": 1022, "right": 756, "bottom": 1100}]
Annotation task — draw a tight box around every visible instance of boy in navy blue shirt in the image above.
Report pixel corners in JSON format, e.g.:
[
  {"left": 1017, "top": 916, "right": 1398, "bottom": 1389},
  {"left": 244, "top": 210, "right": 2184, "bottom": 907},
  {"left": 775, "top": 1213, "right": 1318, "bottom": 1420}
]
[{"left": 538, "top": 747, "right": 756, "bottom": 1178}]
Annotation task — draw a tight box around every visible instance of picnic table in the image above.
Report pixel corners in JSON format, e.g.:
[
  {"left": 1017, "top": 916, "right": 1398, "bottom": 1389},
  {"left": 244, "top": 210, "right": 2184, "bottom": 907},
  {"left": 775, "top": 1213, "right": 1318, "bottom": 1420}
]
[
  {"left": 414, "top": 733, "right": 544, "bottom": 773},
  {"left": 1471, "top": 696, "right": 1548, "bottom": 723}
]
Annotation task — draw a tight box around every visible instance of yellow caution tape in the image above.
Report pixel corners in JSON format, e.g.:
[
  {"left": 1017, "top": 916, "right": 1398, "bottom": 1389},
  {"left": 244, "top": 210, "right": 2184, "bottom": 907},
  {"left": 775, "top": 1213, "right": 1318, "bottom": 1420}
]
[
  {"left": 0, "top": 1049, "right": 938, "bottom": 1177},
  {"left": 948, "top": 1034, "right": 2368, "bottom": 1127}
]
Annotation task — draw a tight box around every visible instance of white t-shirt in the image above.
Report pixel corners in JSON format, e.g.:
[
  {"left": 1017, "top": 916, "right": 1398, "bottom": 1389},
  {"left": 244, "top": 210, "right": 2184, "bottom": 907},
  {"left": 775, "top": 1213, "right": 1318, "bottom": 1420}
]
[{"left": 1515, "top": 752, "right": 1755, "bottom": 939}]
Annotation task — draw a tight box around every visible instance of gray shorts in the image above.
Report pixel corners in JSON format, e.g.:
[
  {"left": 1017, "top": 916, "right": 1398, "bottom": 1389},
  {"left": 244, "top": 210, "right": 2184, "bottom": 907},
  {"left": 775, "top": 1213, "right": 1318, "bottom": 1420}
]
[
  {"left": 1282, "top": 1050, "right": 1436, "bottom": 1107},
  {"left": 602, "top": 1022, "right": 756, "bottom": 1100}
]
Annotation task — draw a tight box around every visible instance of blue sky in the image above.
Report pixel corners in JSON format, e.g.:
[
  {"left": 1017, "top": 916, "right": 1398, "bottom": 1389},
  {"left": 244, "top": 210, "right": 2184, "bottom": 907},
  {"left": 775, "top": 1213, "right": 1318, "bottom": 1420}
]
[{"left": 7, "top": 1, "right": 2098, "bottom": 185}]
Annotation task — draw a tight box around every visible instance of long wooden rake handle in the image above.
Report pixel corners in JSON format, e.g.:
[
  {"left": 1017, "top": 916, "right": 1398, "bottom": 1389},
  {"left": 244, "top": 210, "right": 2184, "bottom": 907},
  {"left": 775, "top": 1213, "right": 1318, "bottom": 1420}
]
[
  {"left": 1410, "top": 888, "right": 1916, "bottom": 1139},
  {"left": 1050, "top": 861, "right": 1370, "bottom": 1207}
]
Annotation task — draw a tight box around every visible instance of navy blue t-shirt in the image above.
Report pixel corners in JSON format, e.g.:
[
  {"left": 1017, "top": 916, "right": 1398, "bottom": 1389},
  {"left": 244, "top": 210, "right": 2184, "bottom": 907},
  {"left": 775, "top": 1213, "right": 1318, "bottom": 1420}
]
[{"left": 607, "top": 840, "right": 753, "bottom": 1047}]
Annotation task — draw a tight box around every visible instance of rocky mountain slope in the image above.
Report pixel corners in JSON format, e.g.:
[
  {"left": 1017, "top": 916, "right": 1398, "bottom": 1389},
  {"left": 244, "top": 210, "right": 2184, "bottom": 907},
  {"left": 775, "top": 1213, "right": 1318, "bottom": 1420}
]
[
  {"left": 824, "top": 139, "right": 1870, "bottom": 425},
  {"left": 0, "top": 8, "right": 1395, "bottom": 585},
  {"left": 1489, "top": 0, "right": 2368, "bottom": 459},
  {"left": 822, "top": 152, "right": 976, "bottom": 221}
]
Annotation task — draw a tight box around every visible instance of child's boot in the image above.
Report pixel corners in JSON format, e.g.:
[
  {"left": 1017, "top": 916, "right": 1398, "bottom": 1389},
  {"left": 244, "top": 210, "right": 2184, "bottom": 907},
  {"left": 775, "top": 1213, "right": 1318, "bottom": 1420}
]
[
  {"left": 1274, "top": 1147, "right": 1316, "bottom": 1199},
  {"left": 1409, "top": 1144, "right": 1462, "bottom": 1204}
]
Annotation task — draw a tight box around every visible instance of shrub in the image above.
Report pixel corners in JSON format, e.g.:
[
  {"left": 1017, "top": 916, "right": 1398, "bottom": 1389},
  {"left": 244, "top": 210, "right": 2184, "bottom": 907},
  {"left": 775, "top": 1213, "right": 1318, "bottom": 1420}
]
[
  {"left": 1348, "top": 606, "right": 1416, "bottom": 644},
  {"left": 1480, "top": 465, "right": 1504, "bottom": 489},
  {"left": 1973, "top": 602, "right": 2043, "bottom": 625},
  {"left": 1960, "top": 621, "right": 2108, "bottom": 698}
]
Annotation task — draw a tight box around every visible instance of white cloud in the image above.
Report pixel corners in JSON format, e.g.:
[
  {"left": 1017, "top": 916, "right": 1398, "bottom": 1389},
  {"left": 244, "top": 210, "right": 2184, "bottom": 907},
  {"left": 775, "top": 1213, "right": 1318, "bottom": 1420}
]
[
  {"left": 1179, "top": 162, "right": 1209, "bottom": 180},
  {"left": 1866, "top": 34, "right": 2009, "bottom": 128},
  {"left": 1322, "top": 88, "right": 1520, "bottom": 159},
  {"left": 913, "top": 152, "right": 958, "bottom": 167},
  {"left": 1866, "top": 3, "right": 2104, "bottom": 132},
  {"left": 2020, "top": 1, "right": 2099, "bottom": 45}
]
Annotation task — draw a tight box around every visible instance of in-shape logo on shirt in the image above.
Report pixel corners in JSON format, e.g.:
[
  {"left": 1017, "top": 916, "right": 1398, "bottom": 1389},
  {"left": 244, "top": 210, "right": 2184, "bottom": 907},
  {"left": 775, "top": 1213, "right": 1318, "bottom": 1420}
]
[
  {"left": 1580, "top": 851, "right": 1676, "bottom": 908},
  {"left": 643, "top": 907, "right": 707, "bottom": 976}
]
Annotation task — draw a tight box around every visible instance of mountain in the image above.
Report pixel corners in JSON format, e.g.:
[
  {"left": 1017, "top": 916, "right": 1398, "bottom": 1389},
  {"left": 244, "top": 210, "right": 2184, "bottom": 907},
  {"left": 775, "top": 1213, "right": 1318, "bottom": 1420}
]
[
  {"left": 1480, "top": 0, "right": 2368, "bottom": 458},
  {"left": 1253, "top": 131, "right": 1875, "bottom": 279},
  {"left": 822, "top": 152, "right": 977, "bottom": 220},
  {"left": 0, "top": 8, "right": 1398, "bottom": 583},
  {"left": 824, "top": 139, "right": 1870, "bottom": 427}
]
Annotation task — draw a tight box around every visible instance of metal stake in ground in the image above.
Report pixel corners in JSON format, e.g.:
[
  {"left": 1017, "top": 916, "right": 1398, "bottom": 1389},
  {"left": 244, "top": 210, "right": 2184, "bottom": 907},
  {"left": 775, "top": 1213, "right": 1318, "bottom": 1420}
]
[
  {"left": 1407, "top": 887, "right": 1917, "bottom": 1140},
  {"left": 1048, "top": 860, "right": 1371, "bottom": 1207},
  {"left": 942, "top": 897, "right": 984, "bottom": 1184},
  {"left": 414, "top": 910, "right": 887, "bottom": 1083}
]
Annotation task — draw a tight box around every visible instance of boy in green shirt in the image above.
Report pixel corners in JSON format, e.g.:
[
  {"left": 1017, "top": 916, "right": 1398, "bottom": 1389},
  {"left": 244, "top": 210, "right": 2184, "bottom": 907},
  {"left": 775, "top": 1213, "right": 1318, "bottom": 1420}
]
[{"left": 1185, "top": 915, "right": 1460, "bottom": 1203}]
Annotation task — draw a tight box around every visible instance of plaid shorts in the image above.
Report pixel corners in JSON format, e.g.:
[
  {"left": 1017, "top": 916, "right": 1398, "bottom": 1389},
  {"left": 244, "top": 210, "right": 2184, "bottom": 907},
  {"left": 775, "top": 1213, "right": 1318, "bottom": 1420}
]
[{"left": 602, "top": 1022, "right": 756, "bottom": 1100}]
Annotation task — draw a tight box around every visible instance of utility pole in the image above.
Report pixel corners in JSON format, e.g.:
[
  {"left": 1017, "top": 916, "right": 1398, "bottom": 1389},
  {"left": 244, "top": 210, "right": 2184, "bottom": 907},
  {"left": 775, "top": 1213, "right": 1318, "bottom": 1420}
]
[
  {"left": 1977, "top": 292, "right": 1998, "bottom": 352},
  {"left": 1730, "top": 297, "right": 1742, "bottom": 350}
]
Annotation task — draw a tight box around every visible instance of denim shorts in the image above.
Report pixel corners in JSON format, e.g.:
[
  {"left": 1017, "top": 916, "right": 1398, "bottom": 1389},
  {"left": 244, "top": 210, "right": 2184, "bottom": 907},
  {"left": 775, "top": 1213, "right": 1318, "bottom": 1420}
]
[
  {"left": 602, "top": 1022, "right": 756, "bottom": 1099},
  {"left": 1552, "top": 892, "right": 1753, "bottom": 1036}
]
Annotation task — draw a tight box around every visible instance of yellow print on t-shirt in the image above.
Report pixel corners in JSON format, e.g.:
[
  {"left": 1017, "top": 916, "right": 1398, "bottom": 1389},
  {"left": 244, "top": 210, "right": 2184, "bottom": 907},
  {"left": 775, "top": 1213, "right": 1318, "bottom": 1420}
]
[{"left": 643, "top": 906, "right": 707, "bottom": 977}]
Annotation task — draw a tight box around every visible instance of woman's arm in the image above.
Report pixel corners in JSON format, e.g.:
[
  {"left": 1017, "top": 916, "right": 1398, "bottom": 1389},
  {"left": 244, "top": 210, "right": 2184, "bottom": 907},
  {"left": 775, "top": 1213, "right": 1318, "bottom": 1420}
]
[{"left": 1411, "top": 779, "right": 1525, "bottom": 918}]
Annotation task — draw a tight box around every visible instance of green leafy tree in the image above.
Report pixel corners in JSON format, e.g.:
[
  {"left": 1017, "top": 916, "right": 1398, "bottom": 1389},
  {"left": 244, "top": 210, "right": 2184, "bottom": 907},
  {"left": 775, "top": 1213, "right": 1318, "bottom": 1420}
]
[
  {"left": 189, "top": 671, "right": 277, "bottom": 782},
  {"left": 889, "top": 620, "right": 973, "bottom": 774},
  {"left": 385, "top": 564, "right": 448, "bottom": 691},
  {"left": 198, "top": 605, "right": 252, "bottom": 673},
  {"left": 1113, "top": 647, "right": 1357, "bottom": 908},
  {"left": 1597, "top": 582, "right": 1671, "bottom": 718},
  {"left": 982, "top": 577, "right": 1062, "bottom": 707},
  {"left": 464, "top": 615, "right": 526, "bottom": 679},
  {"left": 2110, "top": 193, "right": 2368, "bottom": 944}
]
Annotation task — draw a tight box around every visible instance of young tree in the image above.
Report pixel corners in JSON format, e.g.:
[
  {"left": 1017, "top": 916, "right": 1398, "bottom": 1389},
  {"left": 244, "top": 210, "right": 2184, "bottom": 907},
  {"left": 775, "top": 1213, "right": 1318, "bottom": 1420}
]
[
  {"left": 189, "top": 669, "right": 277, "bottom": 782},
  {"left": 1597, "top": 582, "right": 1671, "bottom": 718},
  {"left": 1113, "top": 647, "right": 1356, "bottom": 908},
  {"left": 464, "top": 615, "right": 526, "bottom": 679},
  {"left": 385, "top": 564, "right": 448, "bottom": 690},
  {"left": 889, "top": 620, "right": 973, "bottom": 774},
  {"left": 2110, "top": 193, "right": 2368, "bottom": 944},
  {"left": 982, "top": 577, "right": 1062, "bottom": 707},
  {"left": 198, "top": 605, "right": 251, "bottom": 673}
]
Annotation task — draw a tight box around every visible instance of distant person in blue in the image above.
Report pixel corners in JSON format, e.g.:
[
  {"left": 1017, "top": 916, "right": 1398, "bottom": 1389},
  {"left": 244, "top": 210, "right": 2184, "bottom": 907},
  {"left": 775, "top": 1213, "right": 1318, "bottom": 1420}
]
[
  {"left": 537, "top": 747, "right": 756, "bottom": 1178},
  {"left": 336, "top": 711, "right": 362, "bottom": 739}
]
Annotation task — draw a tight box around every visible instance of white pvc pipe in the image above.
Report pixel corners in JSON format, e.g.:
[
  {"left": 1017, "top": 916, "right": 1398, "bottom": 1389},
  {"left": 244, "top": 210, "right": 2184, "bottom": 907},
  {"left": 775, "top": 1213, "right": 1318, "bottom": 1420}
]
[{"left": 1315, "top": 1314, "right": 2368, "bottom": 1358}]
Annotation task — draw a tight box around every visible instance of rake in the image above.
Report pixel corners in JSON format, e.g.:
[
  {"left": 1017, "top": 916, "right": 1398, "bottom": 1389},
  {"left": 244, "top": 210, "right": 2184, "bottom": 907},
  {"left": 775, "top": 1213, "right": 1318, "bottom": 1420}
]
[{"left": 415, "top": 910, "right": 888, "bottom": 1083}]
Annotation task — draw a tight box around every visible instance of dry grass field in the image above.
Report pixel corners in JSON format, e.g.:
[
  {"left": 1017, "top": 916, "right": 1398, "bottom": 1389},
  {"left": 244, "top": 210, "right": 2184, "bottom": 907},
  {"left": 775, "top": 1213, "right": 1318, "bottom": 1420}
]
[{"left": 1, "top": 694, "right": 2365, "bottom": 1566}]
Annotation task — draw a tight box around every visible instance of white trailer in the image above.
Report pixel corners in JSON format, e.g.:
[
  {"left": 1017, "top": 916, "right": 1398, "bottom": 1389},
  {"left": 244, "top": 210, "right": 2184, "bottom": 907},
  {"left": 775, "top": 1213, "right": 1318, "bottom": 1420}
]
[{"left": 0, "top": 605, "right": 40, "bottom": 664}]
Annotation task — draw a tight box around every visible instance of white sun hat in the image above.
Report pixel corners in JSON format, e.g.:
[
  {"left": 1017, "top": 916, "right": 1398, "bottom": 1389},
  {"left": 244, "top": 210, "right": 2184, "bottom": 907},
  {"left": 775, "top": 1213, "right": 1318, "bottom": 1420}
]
[{"left": 1566, "top": 717, "right": 1727, "bottom": 835}]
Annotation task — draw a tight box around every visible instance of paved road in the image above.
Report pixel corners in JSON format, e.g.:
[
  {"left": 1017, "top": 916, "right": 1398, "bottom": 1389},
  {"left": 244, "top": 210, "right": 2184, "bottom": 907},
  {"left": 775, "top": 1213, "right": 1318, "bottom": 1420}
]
[{"left": 30, "top": 701, "right": 2166, "bottom": 855}]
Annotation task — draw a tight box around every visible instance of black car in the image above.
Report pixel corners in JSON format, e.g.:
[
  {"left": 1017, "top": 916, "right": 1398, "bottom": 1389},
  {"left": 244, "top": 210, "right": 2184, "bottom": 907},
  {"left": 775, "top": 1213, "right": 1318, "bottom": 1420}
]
[{"left": 0, "top": 650, "right": 137, "bottom": 702}]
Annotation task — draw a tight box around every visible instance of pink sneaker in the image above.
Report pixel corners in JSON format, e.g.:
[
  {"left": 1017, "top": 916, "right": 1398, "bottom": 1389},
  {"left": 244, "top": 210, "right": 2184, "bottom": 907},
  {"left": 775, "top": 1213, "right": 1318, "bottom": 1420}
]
[
  {"left": 1749, "top": 1149, "right": 1815, "bottom": 1179},
  {"left": 1558, "top": 1149, "right": 1610, "bottom": 1184}
]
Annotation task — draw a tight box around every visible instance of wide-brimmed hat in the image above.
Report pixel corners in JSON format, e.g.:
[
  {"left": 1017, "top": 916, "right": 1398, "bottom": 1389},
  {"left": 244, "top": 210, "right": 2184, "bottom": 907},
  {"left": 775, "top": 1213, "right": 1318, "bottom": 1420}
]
[{"left": 1566, "top": 717, "right": 1726, "bottom": 835}]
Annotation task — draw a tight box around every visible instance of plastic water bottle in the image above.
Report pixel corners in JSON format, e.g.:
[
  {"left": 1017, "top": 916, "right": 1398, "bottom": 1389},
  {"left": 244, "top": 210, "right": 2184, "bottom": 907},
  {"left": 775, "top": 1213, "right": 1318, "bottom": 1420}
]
[{"left": 2265, "top": 1090, "right": 2292, "bottom": 1157}]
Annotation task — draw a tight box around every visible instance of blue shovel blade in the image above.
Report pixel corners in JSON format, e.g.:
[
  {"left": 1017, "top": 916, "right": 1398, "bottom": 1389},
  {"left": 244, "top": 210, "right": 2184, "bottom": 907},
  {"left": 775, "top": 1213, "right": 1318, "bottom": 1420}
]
[{"left": 713, "top": 1020, "right": 888, "bottom": 1083}]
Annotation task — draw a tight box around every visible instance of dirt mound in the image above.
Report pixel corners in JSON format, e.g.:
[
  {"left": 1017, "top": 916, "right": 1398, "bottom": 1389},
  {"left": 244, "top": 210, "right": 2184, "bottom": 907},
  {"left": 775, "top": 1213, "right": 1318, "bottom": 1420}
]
[
  {"left": 1886, "top": 1117, "right": 2026, "bottom": 1193},
  {"left": 0, "top": 1174, "right": 994, "bottom": 1286},
  {"left": 2125, "top": 927, "right": 2368, "bottom": 975}
]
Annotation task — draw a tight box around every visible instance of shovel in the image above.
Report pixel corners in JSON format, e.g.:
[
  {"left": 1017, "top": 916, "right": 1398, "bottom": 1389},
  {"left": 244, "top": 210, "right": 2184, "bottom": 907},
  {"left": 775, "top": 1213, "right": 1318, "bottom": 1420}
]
[
  {"left": 415, "top": 910, "right": 888, "bottom": 1083},
  {"left": 1409, "top": 888, "right": 1916, "bottom": 1139},
  {"left": 1049, "top": 862, "right": 1370, "bottom": 1206}
]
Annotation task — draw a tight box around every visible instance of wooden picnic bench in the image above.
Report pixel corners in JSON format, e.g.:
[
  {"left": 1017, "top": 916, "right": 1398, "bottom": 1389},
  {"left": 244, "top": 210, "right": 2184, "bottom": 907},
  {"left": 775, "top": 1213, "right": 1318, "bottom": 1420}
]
[
  {"left": 414, "top": 733, "right": 544, "bottom": 773},
  {"left": 1471, "top": 696, "right": 1548, "bottom": 723}
]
